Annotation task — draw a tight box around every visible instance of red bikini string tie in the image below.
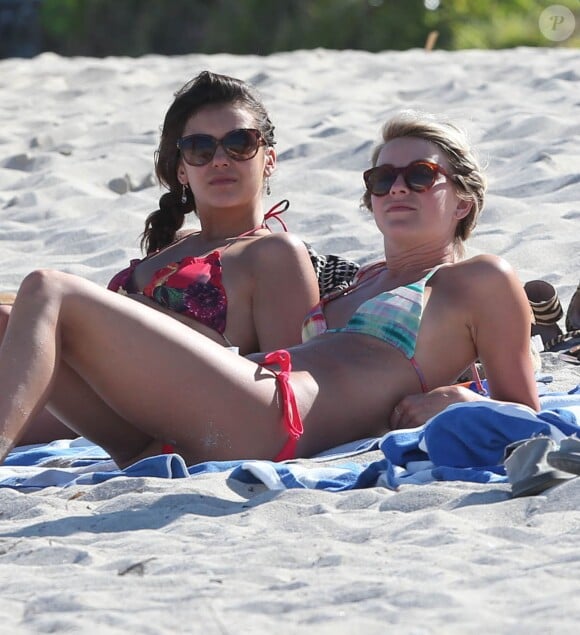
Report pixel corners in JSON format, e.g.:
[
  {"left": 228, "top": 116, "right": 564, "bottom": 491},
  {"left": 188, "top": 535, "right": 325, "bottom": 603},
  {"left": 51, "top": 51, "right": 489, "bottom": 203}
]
[{"left": 262, "top": 349, "right": 304, "bottom": 441}]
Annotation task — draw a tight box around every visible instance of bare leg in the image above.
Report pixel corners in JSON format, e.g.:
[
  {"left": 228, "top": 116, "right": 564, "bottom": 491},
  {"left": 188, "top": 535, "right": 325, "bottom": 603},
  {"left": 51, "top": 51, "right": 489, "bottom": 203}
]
[
  {"left": 0, "top": 270, "right": 286, "bottom": 466},
  {"left": 1, "top": 289, "right": 154, "bottom": 457},
  {"left": 17, "top": 411, "right": 75, "bottom": 445},
  {"left": 0, "top": 304, "right": 75, "bottom": 444}
]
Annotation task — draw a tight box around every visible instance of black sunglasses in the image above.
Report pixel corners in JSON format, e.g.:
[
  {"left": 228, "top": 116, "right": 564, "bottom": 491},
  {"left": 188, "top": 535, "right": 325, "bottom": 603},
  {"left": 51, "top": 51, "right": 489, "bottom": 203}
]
[
  {"left": 177, "top": 128, "right": 266, "bottom": 167},
  {"left": 363, "top": 161, "right": 450, "bottom": 196}
]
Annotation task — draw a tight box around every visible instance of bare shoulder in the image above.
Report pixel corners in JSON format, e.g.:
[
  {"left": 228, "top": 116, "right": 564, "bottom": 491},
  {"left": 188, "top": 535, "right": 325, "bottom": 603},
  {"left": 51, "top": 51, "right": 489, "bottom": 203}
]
[
  {"left": 451, "top": 253, "right": 514, "bottom": 275},
  {"left": 443, "top": 254, "right": 518, "bottom": 292},
  {"left": 246, "top": 232, "right": 311, "bottom": 266},
  {"left": 243, "top": 233, "right": 318, "bottom": 302},
  {"left": 439, "top": 254, "right": 525, "bottom": 319}
]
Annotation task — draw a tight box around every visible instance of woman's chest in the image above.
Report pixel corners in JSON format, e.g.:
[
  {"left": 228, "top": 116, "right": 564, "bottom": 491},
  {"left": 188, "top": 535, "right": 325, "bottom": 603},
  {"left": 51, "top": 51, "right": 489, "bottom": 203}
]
[
  {"left": 323, "top": 273, "right": 413, "bottom": 329},
  {"left": 132, "top": 248, "right": 222, "bottom": 292}
]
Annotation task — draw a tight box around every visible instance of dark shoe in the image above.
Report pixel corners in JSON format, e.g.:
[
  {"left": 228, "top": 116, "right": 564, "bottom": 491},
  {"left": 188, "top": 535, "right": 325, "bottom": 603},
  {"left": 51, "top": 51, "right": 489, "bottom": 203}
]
[
  {"left": 544, "top": 329, "right": 580, "bottom": 365},
  {"left": 524, "top": 280, "right": 563, "bottom": 347},
  {"left": 547, "top": 436, "right": 580, "bottom": 474},
  {"left": 504, "top": 436, "right": 574, "bottom": 498},
  {"left": 566, "top": 283, "right": 580, "bottom": 332},
  {"left": 559, "top": 344, "right": 580, "bottom": 365}
]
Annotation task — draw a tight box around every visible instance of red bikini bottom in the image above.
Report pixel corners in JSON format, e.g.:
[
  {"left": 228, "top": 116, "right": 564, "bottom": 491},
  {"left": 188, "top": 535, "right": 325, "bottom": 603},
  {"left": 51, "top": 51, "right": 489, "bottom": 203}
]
[
  {"left": 260, "top": 349, "right": 304, "bottom": 461},
  {"left": 162, "top": 349, "right": 304, "bottom": 461}
]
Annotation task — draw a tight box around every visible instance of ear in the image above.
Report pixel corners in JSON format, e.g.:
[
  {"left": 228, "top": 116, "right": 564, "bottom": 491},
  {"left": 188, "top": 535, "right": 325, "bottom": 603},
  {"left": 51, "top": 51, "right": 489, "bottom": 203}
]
[
  {"left": 263, "top": 146, "right": 276, "bottom": 178},
  {"left": 454, "top": 199, "right": 473, "bottom": 220},
  {"left": 177, "top": 162, "right": 189, "bottom": 186}
]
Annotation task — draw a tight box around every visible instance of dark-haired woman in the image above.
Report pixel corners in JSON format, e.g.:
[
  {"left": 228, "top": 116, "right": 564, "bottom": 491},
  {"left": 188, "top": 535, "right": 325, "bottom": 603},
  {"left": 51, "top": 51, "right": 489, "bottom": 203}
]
[
  {"left": 108, "top": 70, "right": 318, "bottom": 355},
  {"left": 0, "top": 111, "right": 539, "bottom": 465},
  {"left": 0, "top": 71, "right": 318, "bottom": 445}
]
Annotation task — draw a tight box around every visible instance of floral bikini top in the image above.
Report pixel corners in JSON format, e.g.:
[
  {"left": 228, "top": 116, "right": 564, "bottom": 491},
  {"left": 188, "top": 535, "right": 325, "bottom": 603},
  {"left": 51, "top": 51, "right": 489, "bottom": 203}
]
[{"left": 107, "top": 201, "right": 289, "bottom": 337}]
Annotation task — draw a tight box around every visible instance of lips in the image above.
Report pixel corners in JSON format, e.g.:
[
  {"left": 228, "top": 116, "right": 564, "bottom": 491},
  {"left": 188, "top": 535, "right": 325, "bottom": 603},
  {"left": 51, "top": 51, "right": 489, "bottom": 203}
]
[
  {"left": 208, "top": 176, "right": 237, "bottom": 186},
  {"left": 386, "top": 203, "right": 415, "bottom": 213}
]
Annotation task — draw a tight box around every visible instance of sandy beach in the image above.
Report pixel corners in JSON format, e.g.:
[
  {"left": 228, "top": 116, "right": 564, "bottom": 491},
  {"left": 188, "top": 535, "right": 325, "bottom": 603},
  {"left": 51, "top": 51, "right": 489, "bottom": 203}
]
[{"left": 0, "top": 47, "right": 580, "bottom": 633}]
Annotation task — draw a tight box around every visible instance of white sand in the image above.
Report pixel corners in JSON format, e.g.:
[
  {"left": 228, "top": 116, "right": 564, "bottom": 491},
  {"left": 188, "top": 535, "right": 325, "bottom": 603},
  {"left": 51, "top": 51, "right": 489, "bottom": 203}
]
[{"left": 0, "top": 48, "right": 580, "bottom": 633}]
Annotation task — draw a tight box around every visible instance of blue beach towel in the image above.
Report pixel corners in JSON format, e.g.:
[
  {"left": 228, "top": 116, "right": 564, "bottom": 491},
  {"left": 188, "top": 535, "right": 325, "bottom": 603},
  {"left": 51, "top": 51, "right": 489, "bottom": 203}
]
[{"left": 2, "top": 386, "right": 579, "bottom": 492}]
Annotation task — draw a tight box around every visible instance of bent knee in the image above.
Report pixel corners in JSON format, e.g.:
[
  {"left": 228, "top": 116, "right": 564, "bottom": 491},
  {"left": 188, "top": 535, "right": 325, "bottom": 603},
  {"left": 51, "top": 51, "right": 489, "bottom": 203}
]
[{"left": 18, "top": 269, "right": 78, "bottom": 301}]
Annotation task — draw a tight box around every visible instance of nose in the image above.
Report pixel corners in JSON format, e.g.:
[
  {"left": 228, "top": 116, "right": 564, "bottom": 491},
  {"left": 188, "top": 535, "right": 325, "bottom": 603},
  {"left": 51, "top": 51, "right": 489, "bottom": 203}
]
[
  {"left": 211, "top": 142, "right": 230, "bottom": 166},
  {"left": 389, "top": 172, "right": 408, "bottom": 194}
]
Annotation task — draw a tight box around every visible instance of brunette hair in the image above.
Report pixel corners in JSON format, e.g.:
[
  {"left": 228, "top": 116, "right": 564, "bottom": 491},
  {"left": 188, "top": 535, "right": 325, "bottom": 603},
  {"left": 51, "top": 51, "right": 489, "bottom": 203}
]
[{"left": 142, "top": 71, "right": 275, "bottom": 254}]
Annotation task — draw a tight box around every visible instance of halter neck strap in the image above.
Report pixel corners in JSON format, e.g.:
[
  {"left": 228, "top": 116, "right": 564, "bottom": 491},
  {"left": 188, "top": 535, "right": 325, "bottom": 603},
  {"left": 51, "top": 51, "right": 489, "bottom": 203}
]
[
  {"left": 262, "top": 199, "right": 290, "bottom": 232},
  {"left": 222, "top": 200, "right": 290, "bottom": 250}
]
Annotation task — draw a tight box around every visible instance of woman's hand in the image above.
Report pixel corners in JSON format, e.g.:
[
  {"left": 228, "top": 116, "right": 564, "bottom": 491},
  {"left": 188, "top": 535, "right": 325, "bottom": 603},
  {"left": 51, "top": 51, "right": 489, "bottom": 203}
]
[{"left": 390, "top": 385, "right": 486, "bottom": 430}]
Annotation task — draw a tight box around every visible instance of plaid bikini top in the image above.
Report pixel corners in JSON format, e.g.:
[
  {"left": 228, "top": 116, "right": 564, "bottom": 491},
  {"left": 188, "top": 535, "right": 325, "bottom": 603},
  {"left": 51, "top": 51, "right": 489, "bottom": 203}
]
[{"left": 301, "top": 262, "right": 444, "bottom": 392}]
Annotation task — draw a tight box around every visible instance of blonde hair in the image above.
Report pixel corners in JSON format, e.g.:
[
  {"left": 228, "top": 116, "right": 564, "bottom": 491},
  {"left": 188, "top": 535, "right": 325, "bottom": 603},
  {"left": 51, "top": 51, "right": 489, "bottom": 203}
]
[{"left": 361, "top": 111, "right": 487, "bottom": 257}]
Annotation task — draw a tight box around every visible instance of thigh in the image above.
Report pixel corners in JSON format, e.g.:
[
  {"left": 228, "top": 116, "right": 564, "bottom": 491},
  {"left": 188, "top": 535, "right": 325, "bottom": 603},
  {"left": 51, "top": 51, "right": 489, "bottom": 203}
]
[
  {"left": 18, "top": 410, "right": 76, "bottom": 445},
  {"left": 47, "top": 358, "right": 160, "bottom": 460},
  {"left": 2, "top": 303, "right": 73, "bottom": 444},
  {"left": 3, "top": 298, "right": 154, "bottom": 453},
  {"left": 58, "top": 276, "right": 288, "bottom": 463}
]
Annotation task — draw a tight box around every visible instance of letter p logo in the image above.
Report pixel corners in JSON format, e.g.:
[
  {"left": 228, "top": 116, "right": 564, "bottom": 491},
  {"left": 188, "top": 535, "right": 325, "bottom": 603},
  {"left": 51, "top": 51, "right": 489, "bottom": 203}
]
[{"left": 539, "top": 5, "right": 576, "bottom": 42}]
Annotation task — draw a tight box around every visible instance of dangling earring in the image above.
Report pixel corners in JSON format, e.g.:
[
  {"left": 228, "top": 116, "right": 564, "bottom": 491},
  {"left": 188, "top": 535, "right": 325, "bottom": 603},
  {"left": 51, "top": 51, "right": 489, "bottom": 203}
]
[
  {"left": 181, "top": 184, "right": 188, "bottom": 204},
  {"left": 265, "top": 177, "right": 271, "bottom": 196}
]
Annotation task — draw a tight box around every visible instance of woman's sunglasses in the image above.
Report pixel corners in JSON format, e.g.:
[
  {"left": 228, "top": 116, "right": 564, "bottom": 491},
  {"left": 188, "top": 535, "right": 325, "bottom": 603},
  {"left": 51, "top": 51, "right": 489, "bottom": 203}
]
[
  {"left": 363, "top": 161, "right": 450, "bottom": 196},
  {"left": 177, "top": 128, "right": 266, "bottom": 167}
]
